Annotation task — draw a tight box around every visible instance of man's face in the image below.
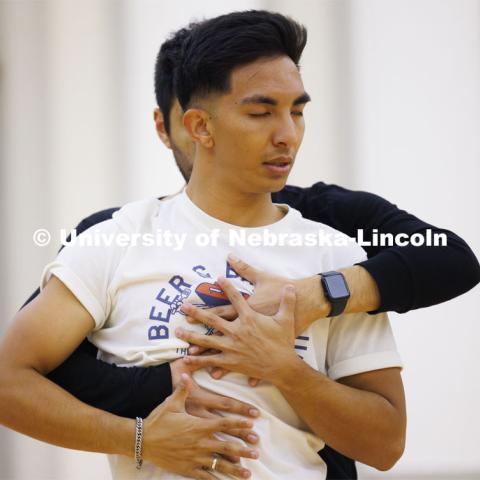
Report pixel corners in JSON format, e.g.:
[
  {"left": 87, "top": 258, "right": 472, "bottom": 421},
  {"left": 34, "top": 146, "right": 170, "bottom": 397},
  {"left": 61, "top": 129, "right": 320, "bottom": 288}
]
[{"left": 195, "top": 55, "right": 309, "bottom": 193}]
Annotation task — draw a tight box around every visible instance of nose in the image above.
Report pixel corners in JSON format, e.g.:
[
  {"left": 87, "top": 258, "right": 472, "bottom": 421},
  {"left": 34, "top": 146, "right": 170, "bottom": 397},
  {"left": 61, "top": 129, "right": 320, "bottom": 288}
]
[{"left": 272, "top": 114, "right": 301, "bottom": 149}]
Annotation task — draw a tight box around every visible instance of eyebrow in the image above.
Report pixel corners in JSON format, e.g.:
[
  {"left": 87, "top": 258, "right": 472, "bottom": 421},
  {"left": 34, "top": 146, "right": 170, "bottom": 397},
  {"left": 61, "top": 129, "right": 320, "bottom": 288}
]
[{"left": 240, "top": 92, "right": 311, "bottom": 106}]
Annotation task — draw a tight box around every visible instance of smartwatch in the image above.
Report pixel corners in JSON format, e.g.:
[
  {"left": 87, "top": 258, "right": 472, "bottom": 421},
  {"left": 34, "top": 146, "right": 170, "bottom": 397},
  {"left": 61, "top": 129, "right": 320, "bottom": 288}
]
[{"left": 320, "top": 271, "right": 350, "bottom": 317}]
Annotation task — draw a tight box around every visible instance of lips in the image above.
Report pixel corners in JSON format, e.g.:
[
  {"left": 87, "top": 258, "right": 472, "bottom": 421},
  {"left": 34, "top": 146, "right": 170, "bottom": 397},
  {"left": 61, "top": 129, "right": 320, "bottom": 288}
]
[{"left": 263, "top": 155, "right": 293, "bottom": 175}]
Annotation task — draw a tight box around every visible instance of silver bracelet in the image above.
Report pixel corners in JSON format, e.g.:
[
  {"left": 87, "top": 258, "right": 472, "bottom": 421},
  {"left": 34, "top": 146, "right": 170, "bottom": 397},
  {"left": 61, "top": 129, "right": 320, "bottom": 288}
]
[{"left": 135, "top": 417, "right": 143, "bottom": 470}]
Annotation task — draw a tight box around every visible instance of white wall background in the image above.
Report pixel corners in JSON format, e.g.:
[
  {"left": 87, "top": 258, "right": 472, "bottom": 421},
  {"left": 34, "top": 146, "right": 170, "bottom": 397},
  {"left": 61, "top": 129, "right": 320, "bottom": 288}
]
[{"left": 0, "top": 0, "right": 479, "bottom": 478}]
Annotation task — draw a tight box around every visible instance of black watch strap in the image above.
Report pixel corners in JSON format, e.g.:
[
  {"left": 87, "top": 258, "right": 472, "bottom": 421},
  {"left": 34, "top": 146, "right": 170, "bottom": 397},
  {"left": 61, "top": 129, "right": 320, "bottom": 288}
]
[
  {"left": 327, "top": 296, "right": 349, "bottom": 317},
  {"left": 320, "top": 271, "right": 350, "bottom": 317}
]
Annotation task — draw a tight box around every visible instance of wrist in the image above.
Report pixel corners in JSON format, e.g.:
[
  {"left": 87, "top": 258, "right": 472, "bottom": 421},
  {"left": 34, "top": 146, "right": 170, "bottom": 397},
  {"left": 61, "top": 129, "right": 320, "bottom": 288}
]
[
  {"left": 269, "top": 354, "right": 308, "bottom": 390},
  {"left": 114, "top": 416, "right": 137, "bottom": 458},
  {"left": 340, "top": 265, "right": 381, "bottom": 314},
  {"left": 135, "top": 417, "right": 144, "bottom": 469},
  {"left": 293, "top": 276, "right": 330, "bottom": 332}
]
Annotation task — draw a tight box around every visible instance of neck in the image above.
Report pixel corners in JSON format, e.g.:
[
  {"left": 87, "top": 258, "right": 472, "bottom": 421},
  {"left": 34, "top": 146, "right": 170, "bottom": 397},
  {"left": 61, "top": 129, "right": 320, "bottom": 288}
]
[{"left": 186, "top": 160, "right": 284, "bottom": 227}]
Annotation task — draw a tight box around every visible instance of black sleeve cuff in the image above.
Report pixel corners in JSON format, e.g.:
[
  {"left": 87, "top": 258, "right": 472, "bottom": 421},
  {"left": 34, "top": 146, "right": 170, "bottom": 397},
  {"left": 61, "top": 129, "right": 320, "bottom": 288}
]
[{"left": 357, "top": 249, "right": 414, "bottom": 314}]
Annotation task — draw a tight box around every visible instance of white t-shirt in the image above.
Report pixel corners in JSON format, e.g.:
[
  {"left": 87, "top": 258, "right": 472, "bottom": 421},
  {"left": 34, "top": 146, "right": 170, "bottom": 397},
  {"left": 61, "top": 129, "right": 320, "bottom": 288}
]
[{"left": 41, "top": 191, "right": 402, "bottom": 480}]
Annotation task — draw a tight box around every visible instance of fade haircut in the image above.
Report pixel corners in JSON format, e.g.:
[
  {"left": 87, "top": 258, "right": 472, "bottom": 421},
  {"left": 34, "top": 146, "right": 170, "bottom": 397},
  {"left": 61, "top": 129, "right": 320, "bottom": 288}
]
[
  {"left": 154, "top": 26, "right": 193, "bottom": 134},
  {"left": 174, "top": 10, "right": 307, "bottom": 110}
]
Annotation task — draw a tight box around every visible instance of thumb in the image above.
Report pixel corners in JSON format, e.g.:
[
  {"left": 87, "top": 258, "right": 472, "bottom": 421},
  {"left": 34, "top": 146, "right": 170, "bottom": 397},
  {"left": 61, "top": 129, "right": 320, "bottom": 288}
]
[
  {"left": 227, "top": 254, "right": 259, "bottom": 284},
  {"left": 275, "top": 284, "right": 296, "bottom": 327},
  {"left": 164, "top": 373, "right": 192, "bottom": 413}
]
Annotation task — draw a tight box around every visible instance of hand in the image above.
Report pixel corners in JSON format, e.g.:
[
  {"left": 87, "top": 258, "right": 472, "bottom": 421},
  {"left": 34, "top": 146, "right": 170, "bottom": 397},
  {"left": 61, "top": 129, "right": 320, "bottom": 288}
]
[
  {"left": 186, "top": 331, "right": 241, "bottom": 385},
  {"left": 170, "top": 358, "right": 260, "bottom": 446},
  {"left": 187, "top": 256, "right": 327, "bottom": 383},
  {"left": 143, "top": 373, "right": 258, "bottom": 479},
  {"left": 199, "top": 255, "right": 330, "bottom": 335},
  {"left": 176, "top": 279, "right": 299, "bottom": 385},
  {"left": 211, "top": 258, "right": 381, "bottom": 327}
]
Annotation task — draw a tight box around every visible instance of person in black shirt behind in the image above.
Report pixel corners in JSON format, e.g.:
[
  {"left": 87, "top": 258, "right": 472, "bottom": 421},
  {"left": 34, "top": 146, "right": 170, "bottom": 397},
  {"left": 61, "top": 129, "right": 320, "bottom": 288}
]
[{"left": 20, "top": 21, "right": 480, "bottom": 480}]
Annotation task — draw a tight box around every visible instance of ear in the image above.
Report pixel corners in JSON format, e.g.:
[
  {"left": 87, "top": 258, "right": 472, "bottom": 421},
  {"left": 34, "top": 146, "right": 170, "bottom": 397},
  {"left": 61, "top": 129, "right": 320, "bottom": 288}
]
[
  {"left": 153, "top": 108, "right": 172, "bottom": 149},
  {"left": 182, "top": 109, "right": 214, "bottom": 149}
]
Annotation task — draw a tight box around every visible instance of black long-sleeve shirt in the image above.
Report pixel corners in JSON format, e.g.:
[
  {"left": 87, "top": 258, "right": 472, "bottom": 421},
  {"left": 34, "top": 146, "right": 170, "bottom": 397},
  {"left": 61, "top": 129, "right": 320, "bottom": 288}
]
[{"left": 23, "top": 182, "right": 480, "bottom": 480}]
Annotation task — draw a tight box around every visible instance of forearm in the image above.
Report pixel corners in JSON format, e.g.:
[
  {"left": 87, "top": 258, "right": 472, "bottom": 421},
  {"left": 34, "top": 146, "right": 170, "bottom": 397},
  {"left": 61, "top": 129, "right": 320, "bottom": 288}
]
[
  {"left": 272, "top": 358, "right": 404, "bottom": 470},
  {"left": 294, "top": 265, "right": 380, "bottom": 333},
  {"left": 359, "top": 237, "right": 480, "bottom": 313},
  {"left": 290, "top": 182, "right": 480, "bottom": 313},
  {"left": 0, "top": 364, "right": 134, "bottom": 457},
  {"left": 341, "top": 265, "right": 380, "bottom": 313}
]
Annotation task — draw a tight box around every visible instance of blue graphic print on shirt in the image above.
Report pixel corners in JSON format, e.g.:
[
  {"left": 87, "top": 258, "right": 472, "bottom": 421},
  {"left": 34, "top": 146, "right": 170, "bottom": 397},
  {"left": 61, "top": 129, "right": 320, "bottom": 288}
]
[{"left": 147, "top": 261, "right": 252, "bottom": 342}]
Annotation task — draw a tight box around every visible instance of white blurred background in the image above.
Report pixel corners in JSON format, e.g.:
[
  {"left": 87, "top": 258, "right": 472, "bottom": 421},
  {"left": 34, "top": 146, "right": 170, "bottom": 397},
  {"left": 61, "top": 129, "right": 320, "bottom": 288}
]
[{"left": 0, "top": 0, "right": 479, "bottom": 478}]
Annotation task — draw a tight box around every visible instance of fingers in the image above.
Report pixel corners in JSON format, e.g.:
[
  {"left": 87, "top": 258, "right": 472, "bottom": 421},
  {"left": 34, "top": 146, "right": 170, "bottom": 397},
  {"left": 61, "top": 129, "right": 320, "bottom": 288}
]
[
  {"left": 220, "top": 453, "right": 241, "bottom": 465},
  {"left": 185, "top": 404, "right": 217, "bottom": 420},
  {"left": 188, "top": 344, "right": 209, "bottom": 355},
  {"left": 176, "top": 328, "right": 226, "bottom": 351},
  {"left": 186, "top": 413, "right": 259, "bottom": 445},
  {"left": 275, "top": 284, "right": 296, "bottom": 326},
  {"left": 184, "top": 354, "right": 224, "bottom": 370},
  {"left": 209, "top": 304, "right": 237, "bottom": 321},
  {"left": 228, "top": 428, "right": 259, "bottom": 445},
  {"left": 205, "top": 438, "right": 258, "bottom": 461},
  {"left": 210, "top": 367, "right": 228, "bottom": 380},
  {"left": 165, "top": 373, "right": 191, "bottom": 413},
  {"left": 216, "top": 277, "right": 251, "bottom": 318},
  {"left": 189, "top": 331, "right": 223, "bottom": 355},
  {"left": 204, "top": 415, "right": 254, "bottom": 436},
  {"left": 227, "top": 254, "right": 259, "bottom": 284},
  {"left": 248, "top": 378, "right": 260, "bottom": 387},
  {"left": 182, "top": 304, "right": 231, "bottom": 335},
  {"left": 201, "top": 391, "right": 260, "bottom": 419},
  {"left": 205, "top": 455, "right": 253, "bottom": 479}
]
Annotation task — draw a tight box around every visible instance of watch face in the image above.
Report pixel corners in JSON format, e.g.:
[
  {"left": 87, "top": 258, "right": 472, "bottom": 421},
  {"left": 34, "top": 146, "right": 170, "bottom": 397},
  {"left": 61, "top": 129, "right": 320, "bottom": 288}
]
[{"left": 325, "top": 274, "right": 350, "bottom": 299}]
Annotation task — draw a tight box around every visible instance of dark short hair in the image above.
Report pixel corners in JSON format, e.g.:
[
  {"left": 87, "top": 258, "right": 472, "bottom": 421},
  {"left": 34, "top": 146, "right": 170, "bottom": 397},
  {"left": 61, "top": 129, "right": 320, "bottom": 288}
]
[
  {"left": 154, "top": 26, "right": 193, "bottom": 134},
  {"left": 174, "top": 10, "right": 307, "bottom": 110}
]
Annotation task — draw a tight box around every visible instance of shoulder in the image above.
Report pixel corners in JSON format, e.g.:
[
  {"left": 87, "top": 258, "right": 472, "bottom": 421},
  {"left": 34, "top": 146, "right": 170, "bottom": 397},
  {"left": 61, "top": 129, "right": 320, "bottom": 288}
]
[
  {"left": 110, "top": 197, "right": 166, "bottom": 232},
  {"left": 75, "top": 195, "right": 174, "bottom": 235},
  {"left": 280, "top": 182, "right": 392, "bottom": 209},
  {"left": 67, "top": 197, "right": 166, "bottom": 243},
  {"left": 276, "top": 182, "right": 396, "bottom": 234}
]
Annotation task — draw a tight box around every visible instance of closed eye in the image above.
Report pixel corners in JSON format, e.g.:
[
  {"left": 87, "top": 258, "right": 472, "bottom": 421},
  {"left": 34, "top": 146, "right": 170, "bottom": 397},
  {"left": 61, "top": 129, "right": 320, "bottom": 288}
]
[
  {"left": 248, "top": 111, "right": 304, "bottom": 118},
  {"left": 249, "top": 112, "right": 271, "bottom": 117}
]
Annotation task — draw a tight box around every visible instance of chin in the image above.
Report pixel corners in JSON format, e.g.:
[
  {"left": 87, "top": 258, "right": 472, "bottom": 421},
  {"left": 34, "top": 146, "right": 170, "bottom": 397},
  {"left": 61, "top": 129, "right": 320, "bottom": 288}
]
[
  {"left": 256, "top": 178, "right": 289, "bottom": 194},
  {"left": 269, "top": 183, "right": 287, "bottom": 193}
]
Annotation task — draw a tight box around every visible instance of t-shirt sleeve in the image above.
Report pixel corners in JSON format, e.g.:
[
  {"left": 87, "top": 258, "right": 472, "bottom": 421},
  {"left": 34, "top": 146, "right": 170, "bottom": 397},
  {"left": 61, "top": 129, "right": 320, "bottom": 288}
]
[
  {"left": 322, "top": 240, "right": 402, "bottom": 380},
  {"left": 326, "top": 311, "right": 402, "bottom": 380},
  {"left": 40, "top": 218, "right": 127, "bottom": 330}
]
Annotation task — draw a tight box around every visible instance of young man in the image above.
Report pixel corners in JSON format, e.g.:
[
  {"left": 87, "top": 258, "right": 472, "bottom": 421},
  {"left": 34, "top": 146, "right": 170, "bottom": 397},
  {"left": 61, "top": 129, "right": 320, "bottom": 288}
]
[
  {"left": 16, "top": 10, "right": 479, "bottom": 480},
  {"left": 0, "top": 11, "right": 407, "bottom": 479}
]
